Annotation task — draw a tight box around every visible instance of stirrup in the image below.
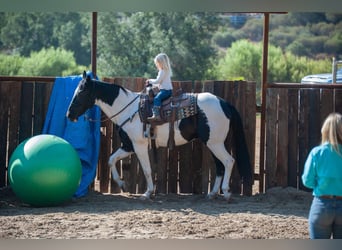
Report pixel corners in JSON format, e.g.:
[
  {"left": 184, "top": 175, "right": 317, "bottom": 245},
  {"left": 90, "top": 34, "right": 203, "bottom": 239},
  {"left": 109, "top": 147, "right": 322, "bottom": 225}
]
[
  {"left": 144, "top": 124, "right": 150, "bottom": 138},
  {"left": 147, "top": 115, "right": 162, "bottom": 122},
  {"left": 144, "top": 124, "right": 155, "bottom": 139}
]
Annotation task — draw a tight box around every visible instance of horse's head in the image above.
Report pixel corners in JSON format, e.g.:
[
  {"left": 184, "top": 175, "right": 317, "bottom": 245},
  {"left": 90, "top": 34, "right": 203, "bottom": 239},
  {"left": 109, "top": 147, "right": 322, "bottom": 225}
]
[{"left": 66, "top": 71, "right": 96, "bottom": 122}]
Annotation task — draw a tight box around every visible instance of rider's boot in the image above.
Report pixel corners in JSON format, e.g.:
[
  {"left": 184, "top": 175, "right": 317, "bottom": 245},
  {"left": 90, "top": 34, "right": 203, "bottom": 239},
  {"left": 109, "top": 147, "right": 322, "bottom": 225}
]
[{"left": 148, "top": 106, "right": 162, "bottom": 122}]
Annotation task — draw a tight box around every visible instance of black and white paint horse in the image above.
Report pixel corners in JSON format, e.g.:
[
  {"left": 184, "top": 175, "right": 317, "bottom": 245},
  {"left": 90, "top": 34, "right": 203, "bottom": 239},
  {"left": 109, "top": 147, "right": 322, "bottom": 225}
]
[{"left": 67, "top": 71, "right": 252, "bottom": 201}]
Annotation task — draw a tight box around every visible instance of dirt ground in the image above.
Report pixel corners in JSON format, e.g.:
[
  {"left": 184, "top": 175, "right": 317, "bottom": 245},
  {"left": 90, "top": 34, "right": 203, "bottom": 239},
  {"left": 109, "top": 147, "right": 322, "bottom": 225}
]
[
  {"left": 0, "top": 186, "right": 312, "bottom": 239},
  {"left": 0, "top": 117, "right": 313, "bottom": 239}
]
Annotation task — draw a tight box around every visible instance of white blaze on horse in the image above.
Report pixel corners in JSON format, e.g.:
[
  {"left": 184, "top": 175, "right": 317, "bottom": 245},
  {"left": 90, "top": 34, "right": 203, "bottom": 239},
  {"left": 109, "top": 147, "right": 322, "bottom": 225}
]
[{"left": 67, "top": 71, "right": 252, "bottom": 201}]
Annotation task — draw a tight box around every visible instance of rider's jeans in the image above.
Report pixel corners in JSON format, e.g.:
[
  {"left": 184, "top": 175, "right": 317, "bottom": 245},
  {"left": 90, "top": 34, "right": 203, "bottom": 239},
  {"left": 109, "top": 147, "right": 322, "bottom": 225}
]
[{"left": 308, "top": 196, "right": 342, "bottom": 239}]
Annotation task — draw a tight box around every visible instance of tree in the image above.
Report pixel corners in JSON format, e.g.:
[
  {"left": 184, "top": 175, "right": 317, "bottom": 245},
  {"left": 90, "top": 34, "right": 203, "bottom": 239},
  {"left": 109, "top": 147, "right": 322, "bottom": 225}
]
[
  {"left": 325, "top": 13, "right": 342, "bottom": 24},
  {"left": 0, "top": 13, "right": 6, "bottom": 48},
  {"left": 212, "top": 30, "right": 236, "bottom": 48},
  {"left": 96, "top": 12, "right": 154, "bottom": 77},
  {"left": 217, "top": 40, "right": 261, "bottom": 82},
  {"left": 238, "top": 18, "right": 264, "bottom": 42},
  {"left": 217, "top": 40, "right": 262, "bottom": 103},
  {"left": 0, "top": 54, "right": 23, "bottom": 75},
  {"left": 151, "top": 12, "right": 220, "bottom": 80},
  {"left": 96, "top": 12, "right": 220, "bottom": 80},
  {"left": 324, "top": 33, "right": 342, "bottom": 56},
  {"left": 0, "top": 12, "right": 90, "bottom": 65},
  {"left": 52, "top": 13, "right": 91, "bottom": 66},
  {"left": 287, "top": 13, "right": 327, "bottom": 26},
  {"left": 284, "top": 52, "right": 331, "bottom": 82},
  {"left": 1, "top": 13, "right": 57, "bottom": 56},
  {"left": 268, "top": 13, "right": 342, "bottom": 59},
  {"left": 216, "top": 39, "right": 332, "bottom": 103},
  {"left": 267, "top": 45, "right": 288, "bottom": 83},
  {"left": 18, "top": 47, "right": 84, "bottom": 76}
]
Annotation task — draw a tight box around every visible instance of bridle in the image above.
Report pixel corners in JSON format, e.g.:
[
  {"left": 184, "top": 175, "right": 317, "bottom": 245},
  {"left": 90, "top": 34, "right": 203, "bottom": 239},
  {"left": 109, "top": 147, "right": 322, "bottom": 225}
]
[{"left": 84, "top": 83, "right": 147, "bottom": 126}]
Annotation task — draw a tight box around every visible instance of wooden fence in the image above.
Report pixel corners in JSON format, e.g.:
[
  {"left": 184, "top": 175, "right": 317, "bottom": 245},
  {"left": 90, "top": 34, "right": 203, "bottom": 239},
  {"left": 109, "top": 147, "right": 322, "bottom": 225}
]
[
  {"left": 262, "top": 83, "right": 342, "bottom": 191},
  {"left": 0, "top": 77, "right": 342, "bottom": 194},
  {"left": 0, "top": 77, "right": 256, "bottom": 196},
  {"left": 0, "top": 77, "right": 55, "bottom": 188},
  {"left": 3, "top": 77, "right": 341, "bottom": 196}
]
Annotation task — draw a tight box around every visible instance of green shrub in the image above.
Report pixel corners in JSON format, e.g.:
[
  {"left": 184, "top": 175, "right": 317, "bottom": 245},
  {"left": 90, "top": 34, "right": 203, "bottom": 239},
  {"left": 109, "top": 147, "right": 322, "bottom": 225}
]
[
  {"left": 18, "top": 47, "right": 86, "bottom": 76},
  {"left": 0, "top": 54, "right": 24, "bottom": 75},
  {"left": 216, "top": 39, "right": 334, "bottom": 103}
]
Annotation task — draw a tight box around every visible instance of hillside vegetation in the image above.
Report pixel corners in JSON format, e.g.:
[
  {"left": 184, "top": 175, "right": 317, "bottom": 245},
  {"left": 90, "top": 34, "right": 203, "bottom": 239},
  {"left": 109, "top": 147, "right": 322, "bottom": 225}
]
[{"left": 0, "top": 12, "right": 340, "bottom": 86}]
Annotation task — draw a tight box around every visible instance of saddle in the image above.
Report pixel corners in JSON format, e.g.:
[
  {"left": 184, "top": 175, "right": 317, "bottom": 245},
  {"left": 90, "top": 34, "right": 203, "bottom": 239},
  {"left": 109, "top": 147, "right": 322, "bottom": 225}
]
[{"left": 138, "top": 86, "right": 197, "bottom": 149}]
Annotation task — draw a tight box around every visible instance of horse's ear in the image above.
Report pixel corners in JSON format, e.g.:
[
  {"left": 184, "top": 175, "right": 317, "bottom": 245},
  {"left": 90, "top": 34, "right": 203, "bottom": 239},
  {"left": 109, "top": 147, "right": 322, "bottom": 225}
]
[{"left": 83, "top": 71, "right": 87, "bottom": 79}]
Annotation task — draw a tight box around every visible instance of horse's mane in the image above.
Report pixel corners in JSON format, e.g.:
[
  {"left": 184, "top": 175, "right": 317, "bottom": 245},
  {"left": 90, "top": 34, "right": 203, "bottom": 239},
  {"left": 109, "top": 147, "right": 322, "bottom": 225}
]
[
  {"left": 93, "top": 79, "right": 129, "bottom": 95},
  {"left": 89, "top": 78, "right": 130, "bottom": 105}
]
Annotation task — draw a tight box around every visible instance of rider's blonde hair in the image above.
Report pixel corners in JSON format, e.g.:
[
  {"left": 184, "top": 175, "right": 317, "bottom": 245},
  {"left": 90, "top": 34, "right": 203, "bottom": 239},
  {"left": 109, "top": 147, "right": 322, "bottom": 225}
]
[
  {"left": 321, "top": 112, "right": 342, "bottom": 155},
  {"left": 154, "top": 53, "right": 172, "bottom": 76}
]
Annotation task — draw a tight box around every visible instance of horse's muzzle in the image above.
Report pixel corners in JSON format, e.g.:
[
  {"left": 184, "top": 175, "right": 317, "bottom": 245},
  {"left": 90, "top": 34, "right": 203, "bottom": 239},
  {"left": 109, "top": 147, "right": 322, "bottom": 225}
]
[{"left": 66, "top": 111, "right": 78, "bottom": 122}]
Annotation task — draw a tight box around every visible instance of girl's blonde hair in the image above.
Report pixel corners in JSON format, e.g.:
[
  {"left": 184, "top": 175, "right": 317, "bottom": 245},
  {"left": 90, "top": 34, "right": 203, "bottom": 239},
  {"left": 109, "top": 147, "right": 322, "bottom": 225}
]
[
  {"left": 321, "top": 112, "right": 342, "bottom": 154},
  {"left": 154, "top": 53, "right": 172, "bottom": 76}
]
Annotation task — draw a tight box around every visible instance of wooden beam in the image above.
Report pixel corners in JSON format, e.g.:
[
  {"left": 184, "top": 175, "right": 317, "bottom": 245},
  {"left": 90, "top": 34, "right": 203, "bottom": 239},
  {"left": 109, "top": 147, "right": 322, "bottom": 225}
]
[
  {"left": 91, "top": 12, "right": 98, "bottom": 78},
  {"left": 259, "top": 12, "right": 270, "bottom": 193}
]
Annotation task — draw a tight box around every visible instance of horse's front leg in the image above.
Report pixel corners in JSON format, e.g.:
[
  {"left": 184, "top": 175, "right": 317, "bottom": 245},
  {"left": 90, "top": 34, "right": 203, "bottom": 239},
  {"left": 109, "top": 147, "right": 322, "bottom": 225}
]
[
  {"left": 108, "top": 147, "right": 133, "bottom": 192},
  {"left": 134, "top": 143, "right": 154, "bottom": 200}
]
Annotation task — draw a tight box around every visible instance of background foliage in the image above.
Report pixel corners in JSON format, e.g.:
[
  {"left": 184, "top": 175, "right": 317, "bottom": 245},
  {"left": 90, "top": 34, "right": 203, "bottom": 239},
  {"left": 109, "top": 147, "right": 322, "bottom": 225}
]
[
  {"left": 0, "top": 12, "right": 340, "bottom": 87},
  {"left": 96, "top": 12, "right": 220, "bottom": 80}
]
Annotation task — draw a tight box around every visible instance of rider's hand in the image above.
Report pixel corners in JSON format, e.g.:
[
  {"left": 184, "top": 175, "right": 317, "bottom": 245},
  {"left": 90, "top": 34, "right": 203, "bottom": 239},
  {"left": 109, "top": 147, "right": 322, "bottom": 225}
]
[{"left": 145, "top": 80, "right": 152, "bottom": 87}]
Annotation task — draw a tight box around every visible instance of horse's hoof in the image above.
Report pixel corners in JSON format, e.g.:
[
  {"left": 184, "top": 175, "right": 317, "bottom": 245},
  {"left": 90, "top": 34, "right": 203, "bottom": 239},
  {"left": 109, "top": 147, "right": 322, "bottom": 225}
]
[
  {"left": 207, "top": 192, "right": 218, "bottom": 200},
  {"left": 223, "top": 192, "right": 232, "bottom": 202},
  {"left": 117, "top": 180, "right": 127, "bottom": 192},
  {"left": 121, "top": 183, "right": 127, "bottom": 193},
  {"left": 139, "top": 194, "right": 152, "bottom": 201}
]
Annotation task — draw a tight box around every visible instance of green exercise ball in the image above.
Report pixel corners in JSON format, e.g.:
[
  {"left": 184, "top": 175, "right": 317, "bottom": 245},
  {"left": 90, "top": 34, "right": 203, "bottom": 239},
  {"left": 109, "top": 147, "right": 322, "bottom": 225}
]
[{"left": 8, "top": 134, "right": 82, "bottom": 207}]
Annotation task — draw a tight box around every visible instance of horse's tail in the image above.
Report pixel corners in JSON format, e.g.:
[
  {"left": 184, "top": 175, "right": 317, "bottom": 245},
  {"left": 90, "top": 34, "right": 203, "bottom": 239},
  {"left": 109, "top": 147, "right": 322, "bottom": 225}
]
[{"left": 230, "top": 106, "right": 253, "bottom": 185}]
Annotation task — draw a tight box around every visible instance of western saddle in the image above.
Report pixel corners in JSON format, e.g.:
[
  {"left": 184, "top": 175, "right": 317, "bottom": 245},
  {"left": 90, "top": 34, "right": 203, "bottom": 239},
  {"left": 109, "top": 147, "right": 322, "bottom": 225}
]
[{"left": 138, "top": 85, "right": 197, "bottom": 150}]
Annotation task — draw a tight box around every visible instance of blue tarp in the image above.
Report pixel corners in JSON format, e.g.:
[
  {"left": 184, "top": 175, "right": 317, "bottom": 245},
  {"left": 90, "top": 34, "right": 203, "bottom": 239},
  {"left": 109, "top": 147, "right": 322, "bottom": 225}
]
[{"left": 42, "top": 72, "right": 101, "bottom": 198}]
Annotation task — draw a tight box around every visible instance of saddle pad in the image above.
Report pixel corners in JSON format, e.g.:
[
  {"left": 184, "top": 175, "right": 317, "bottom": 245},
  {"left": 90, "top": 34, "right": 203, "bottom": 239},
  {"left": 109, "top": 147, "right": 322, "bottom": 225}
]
[
  {"left": 138, "top": 93, "right": 197, "bottom": 123},
  {"left": 161, "top": 93, "right": 197, "bottom": 122}
]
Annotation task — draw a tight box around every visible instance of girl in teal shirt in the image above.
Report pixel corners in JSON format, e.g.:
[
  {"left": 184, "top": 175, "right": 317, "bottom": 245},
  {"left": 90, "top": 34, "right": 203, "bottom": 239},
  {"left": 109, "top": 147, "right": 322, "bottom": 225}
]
[{"left": 302, "top": 112, "right": 342, "bottom": 239}]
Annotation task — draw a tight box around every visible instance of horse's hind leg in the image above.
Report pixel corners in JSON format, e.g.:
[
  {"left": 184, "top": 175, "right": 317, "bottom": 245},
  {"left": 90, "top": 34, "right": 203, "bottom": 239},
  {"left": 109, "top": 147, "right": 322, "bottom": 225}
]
[
  {"left": 108, "top": 148, "right": 133, "bottom": 192},
  {"left": 209, "top": 174, "right": 223, "bottom": 199},
  {"left": 207, "top": 143, "right": 235, "bottom": 201}
]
